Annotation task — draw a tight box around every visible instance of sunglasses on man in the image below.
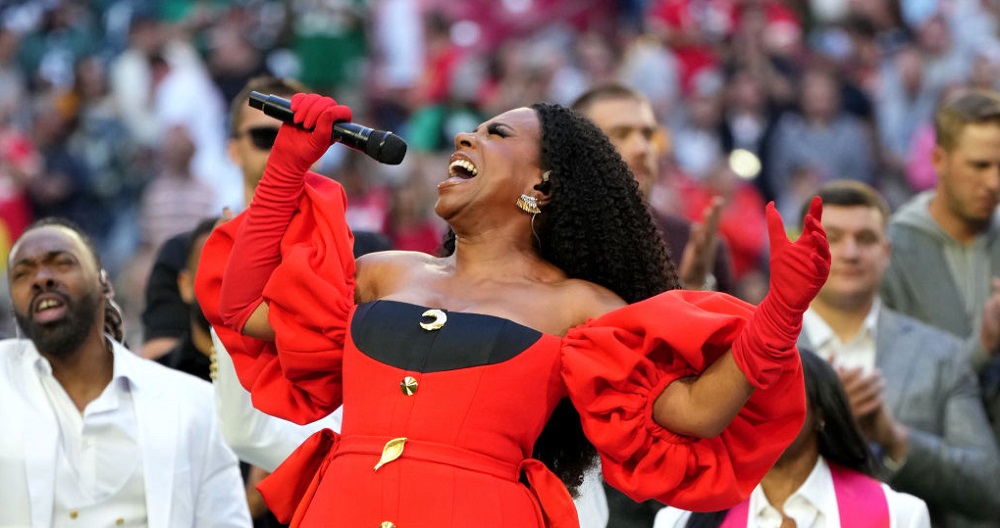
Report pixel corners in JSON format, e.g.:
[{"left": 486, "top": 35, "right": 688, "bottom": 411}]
[{"left": 235, "top": 126, "right": 280, "bottom": 150}]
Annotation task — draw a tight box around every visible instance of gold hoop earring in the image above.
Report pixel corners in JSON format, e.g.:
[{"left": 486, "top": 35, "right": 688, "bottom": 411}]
[{"left": 516, "top": 194, "right": 542, "bottom": 215}]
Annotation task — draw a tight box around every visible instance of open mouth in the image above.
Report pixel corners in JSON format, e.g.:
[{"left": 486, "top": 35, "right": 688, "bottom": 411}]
[
  {"left": 32, "top": 294, "right": 68, "bottom": 323},
  {"left": 447, "top": 159, "right": 478, "bottom": 180}
]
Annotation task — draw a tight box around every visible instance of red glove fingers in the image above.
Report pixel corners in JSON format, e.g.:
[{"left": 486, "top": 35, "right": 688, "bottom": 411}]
[
  {"left": 218, "top": 93, "right": 352, "bottom": 332},
  {"left": 733, "top": 197, "right": 831, "bottom": 388}
]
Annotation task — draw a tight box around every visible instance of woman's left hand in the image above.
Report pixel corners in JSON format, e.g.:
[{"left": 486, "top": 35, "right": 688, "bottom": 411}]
[{"left": 764, "top": 196, "right": 831, "bottom": 312}]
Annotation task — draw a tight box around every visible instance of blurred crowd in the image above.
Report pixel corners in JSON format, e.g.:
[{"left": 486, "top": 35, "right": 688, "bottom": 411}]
[
  {"left": 0, "top": 0, "right": 998, "bottom": 343},
  {"left": 3, "top": 1, "right": 1000, "bottom": 527}
]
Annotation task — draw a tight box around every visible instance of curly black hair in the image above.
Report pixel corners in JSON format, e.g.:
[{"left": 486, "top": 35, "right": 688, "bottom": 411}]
[
  {"left": 442, "top": 102, "right": 679, "bottom": 494},
  {"left": 529, "top": 102, "right": 678, "bottom": 301}
]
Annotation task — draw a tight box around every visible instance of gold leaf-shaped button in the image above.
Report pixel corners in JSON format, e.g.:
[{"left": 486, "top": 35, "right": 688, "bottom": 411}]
[
  {"left": 400, "top": 376, "right": 418, "bottom": 396},
  {"left": 374, "top": 437, "right": 407, "bottom": 471},
  {"left": 381, "top": 522, "right": 396, "bottom": 528},
  {"left": 419, "top": 309, "right": 447, "bottom": 331}
]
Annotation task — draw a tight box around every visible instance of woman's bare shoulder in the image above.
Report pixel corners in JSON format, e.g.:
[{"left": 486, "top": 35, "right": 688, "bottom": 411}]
[
  {"left": 556, "top": 277, "right": 628, "bottom": 323},
  {"left": 355, "top": 250, "right": 443, "bottom": 302},
  {"left": 357, "top": 249, "right": 439, "bottom": 269}
]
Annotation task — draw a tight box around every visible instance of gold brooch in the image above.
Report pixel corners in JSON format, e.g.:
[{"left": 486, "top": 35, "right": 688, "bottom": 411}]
[{"left": 419, "top": 309, "right": 447, "bottom": 331}]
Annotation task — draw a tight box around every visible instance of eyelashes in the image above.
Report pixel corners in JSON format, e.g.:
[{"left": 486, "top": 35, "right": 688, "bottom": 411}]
[{"left": 486, "top": 123, "right": 507, "bottom": 137}]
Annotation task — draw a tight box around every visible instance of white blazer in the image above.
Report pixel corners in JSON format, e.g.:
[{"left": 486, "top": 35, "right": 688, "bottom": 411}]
[
  {"left": 0, "top": 338, "right": 251, "bottom": 528},
  {"left": 212, "top": 330, "right": 340, "bottom": 473}
]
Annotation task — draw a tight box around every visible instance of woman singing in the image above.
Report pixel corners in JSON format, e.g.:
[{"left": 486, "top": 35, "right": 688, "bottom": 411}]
[{"left": 197, "top": 94, "right": 830, "bottom": 528}]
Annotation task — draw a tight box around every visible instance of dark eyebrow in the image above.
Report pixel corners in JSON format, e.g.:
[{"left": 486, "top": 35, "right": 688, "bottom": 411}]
[
  {"left": 11, "top": 250, "right": 74, "bottom": 268},
  {"left": 474, "top": 121, "right": 510, "bottom": 133}
]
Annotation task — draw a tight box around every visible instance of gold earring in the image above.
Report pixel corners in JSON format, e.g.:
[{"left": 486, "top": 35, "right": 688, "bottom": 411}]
[{"left": 516, "top": 194, "right": 541, "bottom": 214}]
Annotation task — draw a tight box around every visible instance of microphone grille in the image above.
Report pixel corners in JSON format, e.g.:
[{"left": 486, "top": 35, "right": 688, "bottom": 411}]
[{"left": 370, "top": 131, "right": 408, "bottom": 165}]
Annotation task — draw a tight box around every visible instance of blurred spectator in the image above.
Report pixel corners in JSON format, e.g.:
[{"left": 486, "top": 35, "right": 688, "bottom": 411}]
[
  {"left": 646, "top": 0, "right": 737, "bottom": 95},
  {"left": 25, "top": 91, "right": 96, "bottom": 236},
  {"left": 617, "top": 34, "right": 680, "bottom": 122},
  {"left": 154, "top": 43, "right": 243, "bottom": 212},
  {"left": 767, "top": 64, "right": 875, "bottom": 222},
  {"left": 881, "top": 89, "right": 1000, "bottom": 458},
  {"left": 405, "top": 37, "right": 486, "bottom": 154},
  {"left": 107, "top": 13, "right": 241, "bottom": 212},
  {"left": 0, "top": 28, "right": 27, "bottom": 124},
  {"left": 286, "top": 0, "right": 367, "bottom": 98},
  {"left": 0, "top": 125, "right": 39, "bottom": 250},
  {"left": 678, "top": 159, "right": 767, "bottom": 298},
  {"left": 800, "top": 180, "right": 1000, "bottom": 527},
  {"left": 547, "top": 30, "right": 617, "bottom": 106},
  {"left": 156, "top": 216, "right": 217, "bottom": 380},
  {"left": 140, "top": 229, "right": 190, "bottom": 360},
  {"left": 137, "top": 124, "right": 217, "bottom": 256},
  {"left": 670, "top": 68, "right": 726, "bottom": 180},
  {"left": 729, "top": 0, "right": 803, "bottom": 75},
  {"left": 126, "top": 123, "right": 217, "bottom": 345},
  {"left": 385, "top": 162, "right": 445, "bottom": 254},
  {"left": 849, "top": 0, "right": 909, "bottom": 56},
  {"left": 109, "top": 14, "right": 171, "bottom": 147},
  {"left": 479, "top": 38, "right": 553, "bottom": 118},
  {"left": 336, "top": 155, "right": 392, "bottom": 234},
  {"left": 654, "top": 348, "right": 931, "bottom": 528},
  {"left": 205, "top": 15, "right": 269, "bottom": 107},
  {"left": 140, "top": 74, "right": 308, "bottom": 363},
  {"left": 904, "top": 84, "right": 967, "bottom": 194},
  {"left": 968, "top": 42, "right": 1000, "bottom": 93},
  {"left": 911, "top": 13, "right": 969, "bottom": 99},
  {"left": 15, "top": 1, "right": 99, "bottom": 90},
  {"left": 875, "top": 44, "right": 940, "bottom": 175},
  {"left": 573, "top": 82, "right": 734, "bottom": 294},
  {"left": 68, "top": 54, "right": 143, "bottom": 276},
  {"left": 368, "top": 0, "right": 425, "bottom": 131},
  {"left": 413, "top": 10, "right": 466, "bottom": 108},
  {"left": 718, "top": 65, "right": 782, "bottom": 203}
]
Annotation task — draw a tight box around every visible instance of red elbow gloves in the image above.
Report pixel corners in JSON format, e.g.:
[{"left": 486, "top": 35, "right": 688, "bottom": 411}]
[
  {"left": 218, "top": 94, "right": 353, "bottom": 331},
  {"left": 733, "top": 197, "right": 831, "bottom": 389}
]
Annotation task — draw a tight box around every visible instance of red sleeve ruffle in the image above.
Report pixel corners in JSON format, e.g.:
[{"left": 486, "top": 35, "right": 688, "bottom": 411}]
[
  {"left": 195, "top": 173, "right": 355, "bottom": 425},
  {"left": 561, "top": 290, "right": 805, "bottom": 512}
]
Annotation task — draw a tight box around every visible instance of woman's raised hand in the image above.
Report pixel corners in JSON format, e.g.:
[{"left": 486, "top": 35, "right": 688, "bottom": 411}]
[
  {"left": 218, "top": 93, "right": 350, "bottom": 333},
  {"left": 273, "top": 93, "right": 353, "bottom": 173},
  {"left": 731, "top": 197, "right": 830, "bottom": 389},
  {"left": 765, "top": 196, "right": 831, "bottom": 312}
]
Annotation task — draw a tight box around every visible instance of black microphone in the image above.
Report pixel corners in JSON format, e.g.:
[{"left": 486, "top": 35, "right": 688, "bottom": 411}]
[{"left": 248, "top": 91, "right": 407, "bottom": 165}]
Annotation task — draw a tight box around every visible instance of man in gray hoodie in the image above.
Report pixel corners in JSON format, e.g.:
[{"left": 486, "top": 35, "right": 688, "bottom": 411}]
[{"left": 880, "top": 90, "right": 1000, "bottom": 455}]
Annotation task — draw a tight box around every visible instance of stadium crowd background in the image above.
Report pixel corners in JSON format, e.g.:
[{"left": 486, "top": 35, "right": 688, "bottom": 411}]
[{"left": 0, "top": 0, "right": 998, "bottom": 346}]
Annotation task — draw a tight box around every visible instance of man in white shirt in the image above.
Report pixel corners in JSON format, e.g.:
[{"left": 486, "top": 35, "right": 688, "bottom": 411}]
[
  {"left": 797, "top": 180, "right": 1000, "bottom": 528},
  {"left": 0, "top": 218, "right": 250, "bottom": 528}
]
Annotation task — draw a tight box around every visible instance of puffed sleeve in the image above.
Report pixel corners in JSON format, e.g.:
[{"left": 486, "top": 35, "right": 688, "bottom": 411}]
[
  {"left": 196, "top": 173, "right": 356, "bottom": 425},
  {"left": 561, "top": 290, "right": 805, "bottom": 512}
]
